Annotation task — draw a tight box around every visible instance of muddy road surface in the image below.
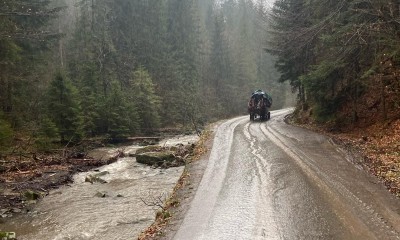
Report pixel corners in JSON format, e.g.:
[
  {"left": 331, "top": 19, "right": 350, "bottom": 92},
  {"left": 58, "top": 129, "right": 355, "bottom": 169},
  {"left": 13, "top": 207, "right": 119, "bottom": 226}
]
[{"left": 174, "top": 109, "right": 400, "bottom": 240}]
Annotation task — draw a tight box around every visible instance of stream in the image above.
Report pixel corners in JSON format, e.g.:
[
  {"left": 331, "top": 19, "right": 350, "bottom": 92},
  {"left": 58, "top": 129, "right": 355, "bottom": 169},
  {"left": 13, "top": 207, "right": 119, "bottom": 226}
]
[{"left": 0, "top": 135, "right": 198, "bottom": 240}]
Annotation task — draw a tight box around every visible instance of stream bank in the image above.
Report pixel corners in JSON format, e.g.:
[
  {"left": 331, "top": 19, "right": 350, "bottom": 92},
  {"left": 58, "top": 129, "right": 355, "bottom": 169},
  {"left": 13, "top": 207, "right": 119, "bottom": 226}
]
[{"left": 0, "top": 134, "right": 199, "bottom": 240}]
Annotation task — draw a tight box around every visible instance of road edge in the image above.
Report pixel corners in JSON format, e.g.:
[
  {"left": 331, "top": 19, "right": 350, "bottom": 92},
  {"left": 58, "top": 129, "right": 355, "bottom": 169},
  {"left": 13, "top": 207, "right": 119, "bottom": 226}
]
[{"left": 138, "top": 121, "right": 222, "bottom": 240}]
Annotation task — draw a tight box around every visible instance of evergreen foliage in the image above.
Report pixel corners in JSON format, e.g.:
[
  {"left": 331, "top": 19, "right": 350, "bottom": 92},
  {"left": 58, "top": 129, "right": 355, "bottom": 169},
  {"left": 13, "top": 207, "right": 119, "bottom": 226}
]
[
  {"left": 130, "top": 67, "right": 161, "bottom": 133},
  {"left": 46, "top": 71, "right": 82, "bottom": 142},
  {"left": 103, "top": 81, "right": 138, "bottom": 139},
  {"left": 1, "top": 0, "right": 294, "bottom": 150},
  {"left": 0, "top": 0, "right": 62, "bottom": 127},
  {"left": 34, "top": 116, "right": 60, "bottom": 151},
  {"left": 268, "top": 0, "right": 400, "bottom": 124},
  {"left": 0, "top": 113, "right": 13, "bottom": 154}
]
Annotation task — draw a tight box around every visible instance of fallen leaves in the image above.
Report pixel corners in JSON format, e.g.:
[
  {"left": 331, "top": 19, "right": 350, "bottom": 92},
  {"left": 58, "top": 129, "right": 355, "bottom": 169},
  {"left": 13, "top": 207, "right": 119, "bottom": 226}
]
[
  {"left": 290, "top": 114, "right": 400, "bottom": 197},
  {"left": 334, "top": 119, "right": 400, "bottom": 197}
]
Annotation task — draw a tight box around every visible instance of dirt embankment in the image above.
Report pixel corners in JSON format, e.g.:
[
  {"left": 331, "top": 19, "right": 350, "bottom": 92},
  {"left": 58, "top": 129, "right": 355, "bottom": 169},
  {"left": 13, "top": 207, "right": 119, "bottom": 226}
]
[
  {"left": 289, "top": 113, "right": 400, "bottom": 198},
  {"left": 331, "top": 121, "right": 400, "bottom": 197},
  {"left": 138, "top": 126, "right": 216, "bottom": 240},
  {"left": 289, "top": 55, "right": 400, "bottom": 197}
]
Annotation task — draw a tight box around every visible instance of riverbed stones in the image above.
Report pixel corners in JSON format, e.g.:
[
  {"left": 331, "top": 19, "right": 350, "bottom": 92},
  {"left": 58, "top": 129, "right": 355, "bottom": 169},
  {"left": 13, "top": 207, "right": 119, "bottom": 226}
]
[
  {"left": 135, "top": 146, "right": 164, "bottom": 155},
  {"left": 94, "top": 191, "right": 108, "bottom": 198},
  {"left": 85, "top": 172, "right": 108, "bottom": 184},
  {"left": 0, "top": 231, "right": 16, "bottom": 239},
  {"left": 23, "top": 190, "right": 41, "bottom": 201},
  {"left": 136, "top": 151, "right": 176, "bottom": 166}
]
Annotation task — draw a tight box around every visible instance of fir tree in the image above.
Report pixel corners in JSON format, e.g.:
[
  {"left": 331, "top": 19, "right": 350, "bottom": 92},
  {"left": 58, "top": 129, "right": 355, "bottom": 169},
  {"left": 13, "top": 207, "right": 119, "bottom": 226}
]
[
  {"left": 0, "top": 112, "right": 13, "bottom": 154},
  {"left": 130, "top": 67, "right": 161, "bottom": 133},
  {"left": 47, "top": 71, "right": 82, "bottom": 142}
]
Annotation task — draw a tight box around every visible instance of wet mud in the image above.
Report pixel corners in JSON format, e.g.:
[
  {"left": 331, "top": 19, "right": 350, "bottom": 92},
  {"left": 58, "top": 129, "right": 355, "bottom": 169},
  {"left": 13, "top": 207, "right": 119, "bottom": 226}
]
[{"left": 173, "top": 109, "right": 400, "bottom": 240}]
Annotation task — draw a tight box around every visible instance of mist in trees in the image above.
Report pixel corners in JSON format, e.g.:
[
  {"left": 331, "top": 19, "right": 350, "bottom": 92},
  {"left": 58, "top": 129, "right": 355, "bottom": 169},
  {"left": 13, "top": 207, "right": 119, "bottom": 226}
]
[{"left": 0, "top": 0, "right": 292, "bottom": 151}]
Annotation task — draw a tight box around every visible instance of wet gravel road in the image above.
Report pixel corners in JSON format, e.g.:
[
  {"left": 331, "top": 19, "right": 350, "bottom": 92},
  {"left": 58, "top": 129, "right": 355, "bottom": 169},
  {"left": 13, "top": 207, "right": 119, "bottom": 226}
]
[{"left": 173, "top": 109, "right": 400, "bottom": 240}]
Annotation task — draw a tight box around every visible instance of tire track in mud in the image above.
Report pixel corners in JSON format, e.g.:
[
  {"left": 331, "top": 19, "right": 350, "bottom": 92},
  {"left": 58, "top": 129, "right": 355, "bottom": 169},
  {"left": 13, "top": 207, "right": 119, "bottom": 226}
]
[
  {"left": 243, "top": 121, "right": 283, "bottom": 239},
  {"left": 261, "top": 111, "right": 400, "bottom": 240},
  {"left": 173, "top": 117, "right": 247, "bottom": 240},
  {"left": 175, "top": 109, "right": 400, "bottom": 240},
  {"left": 244, "top": 118, "right": 339, "bottom": 239}
]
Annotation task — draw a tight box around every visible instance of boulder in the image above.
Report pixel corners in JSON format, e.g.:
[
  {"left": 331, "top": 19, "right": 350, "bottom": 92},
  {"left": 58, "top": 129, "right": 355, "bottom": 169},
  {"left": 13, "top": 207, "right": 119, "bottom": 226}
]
[
  {"left": 136, "top": 151, "right": 175, "bottom": 166},
  {"left": 0, "top": 231, "right": 16, "bottom": 239},
  {"left": 23, "top": 190, "right": 41, "bottom": 201},
  {"left": 94, "top": 191, "right": 108, "bottom": 198},
  {"left": 85, "top": 173, "right": 108, "bottom": 184},
  {"left": 135, "top": 146, "right": 164, "bottom": 155}
]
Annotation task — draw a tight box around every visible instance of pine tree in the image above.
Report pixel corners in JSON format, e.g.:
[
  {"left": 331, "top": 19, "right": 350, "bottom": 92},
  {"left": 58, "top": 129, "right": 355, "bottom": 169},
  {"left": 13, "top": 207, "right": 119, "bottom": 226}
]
[
  {"left": 46, "top": 71, "right": 82, "bottom": 142},
  {"left": 0, "top": 112, "right": 13, "bottom": 154},
  {"left": 102, "top": 81, "right": 138, "bottom": 139},
  {"left": 130, "top": 67, "right": 161, "bottom": 133},
  {"left": 267, "top": 0, "right": 312, "bottom": 104},
  {"left": 0, "top": 0, "right": 62, "bottom": 127}
]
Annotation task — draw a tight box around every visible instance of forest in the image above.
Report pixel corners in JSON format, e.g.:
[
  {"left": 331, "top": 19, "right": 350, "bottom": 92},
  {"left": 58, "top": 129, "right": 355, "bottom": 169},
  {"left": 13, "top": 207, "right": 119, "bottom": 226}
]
[
  {"left": 268, "top": 0, "right": 400, "bottom": 127},
  {"left": 2, "top": 0, "right": 399, "bottom": 156},
  {"left": 268, "top": 0, "right": 400, "bottom": 195},
  {"left": 0, "top": 0, "right": 292, "bottom": 154}
]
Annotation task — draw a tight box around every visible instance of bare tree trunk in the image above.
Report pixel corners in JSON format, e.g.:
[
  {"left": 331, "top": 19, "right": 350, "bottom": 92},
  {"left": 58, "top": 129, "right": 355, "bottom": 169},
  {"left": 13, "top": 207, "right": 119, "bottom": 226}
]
[
  {"left": 59, "top": 22, "right": 64, "bottom": 68},
  {"left": 390, "top": 0, "right": 399, "bottom": 18},
  {"left": 380, "top": 74, "right": 387, "bottom": 121},
  {"left": 6, "top": 79, "right": 12, "bottom": 113},
  {"left": 353, "top": 83, "right": 358, "bottom": 124},
  {"left": 299, "top": 84, "right": 307, "bottom": 110}
]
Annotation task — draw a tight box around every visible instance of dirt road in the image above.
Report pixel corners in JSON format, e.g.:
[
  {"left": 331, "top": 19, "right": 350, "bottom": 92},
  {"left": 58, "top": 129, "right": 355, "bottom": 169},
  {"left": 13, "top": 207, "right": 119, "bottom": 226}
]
[{"left": 173, "top": 109, "right": 400, "bottom": 240}]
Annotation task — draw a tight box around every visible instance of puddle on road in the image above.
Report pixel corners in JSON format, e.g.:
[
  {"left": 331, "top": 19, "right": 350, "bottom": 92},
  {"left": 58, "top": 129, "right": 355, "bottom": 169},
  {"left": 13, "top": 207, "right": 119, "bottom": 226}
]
[{"left": 0, "top": 135, "right": 198, "bottom": 240}]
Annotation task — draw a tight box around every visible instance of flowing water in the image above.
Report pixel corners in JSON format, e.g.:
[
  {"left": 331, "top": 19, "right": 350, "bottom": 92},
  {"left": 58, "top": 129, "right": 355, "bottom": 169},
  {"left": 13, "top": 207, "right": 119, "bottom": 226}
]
[{"left": 0, "top": 135, "right": 198, "bottom": 240}]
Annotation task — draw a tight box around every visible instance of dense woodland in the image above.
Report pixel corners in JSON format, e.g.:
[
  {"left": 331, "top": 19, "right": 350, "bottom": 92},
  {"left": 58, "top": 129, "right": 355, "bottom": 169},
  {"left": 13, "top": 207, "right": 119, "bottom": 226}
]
[
  {"left": 268, "top": 0, "right": 400, "bottom": 127},
  {"left": 0, "top": 0, "right": 292, "bottom": 153},
  {"left": 3, "top": 0, "right": 398, "bottom": 157}
]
